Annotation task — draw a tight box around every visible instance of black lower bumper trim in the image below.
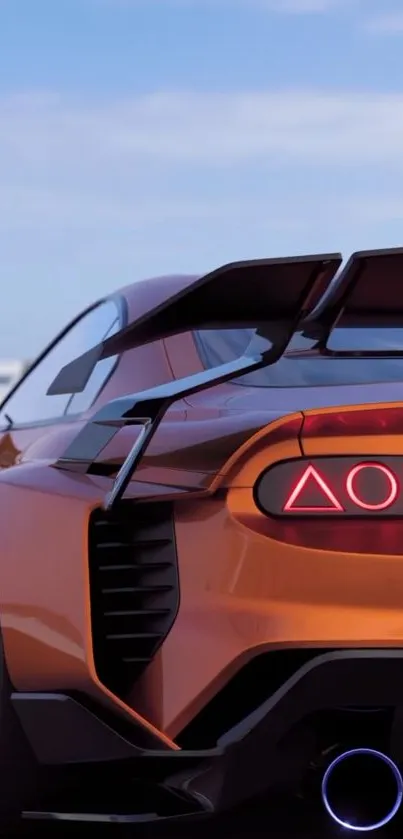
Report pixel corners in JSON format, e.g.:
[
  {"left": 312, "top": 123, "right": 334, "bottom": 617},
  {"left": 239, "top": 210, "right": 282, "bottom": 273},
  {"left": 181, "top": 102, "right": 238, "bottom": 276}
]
[
  {"left": 187, "top": 649, "right": 403, "bottom": 811},
  {"left": 14, "top": 650, "right": 403, "bottom": 822},
  {"left": 23, "top": 808, "right": 206, "bottom": 825},
  {"left": 11, "top": 692, "right": 147, "bottom": 764}
]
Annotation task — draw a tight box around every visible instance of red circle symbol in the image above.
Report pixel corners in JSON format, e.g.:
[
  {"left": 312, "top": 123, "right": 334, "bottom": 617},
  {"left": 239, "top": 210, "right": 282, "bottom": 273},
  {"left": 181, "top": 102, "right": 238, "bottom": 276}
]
[{"left": 346, "top": 463, "right": 399, "bottom": 511}]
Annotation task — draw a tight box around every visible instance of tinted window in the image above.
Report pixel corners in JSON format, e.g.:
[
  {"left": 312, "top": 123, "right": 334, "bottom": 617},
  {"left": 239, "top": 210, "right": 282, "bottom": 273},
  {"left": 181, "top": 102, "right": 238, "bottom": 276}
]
[
  {"left": 0, "top": 299, "right": 121, "bottom": 427},
  {"left": 66, "top": 316, "right": 120, "bottom": 415},
  {"left": 194, "top": 327, "right": 403, "bottom": 388}
]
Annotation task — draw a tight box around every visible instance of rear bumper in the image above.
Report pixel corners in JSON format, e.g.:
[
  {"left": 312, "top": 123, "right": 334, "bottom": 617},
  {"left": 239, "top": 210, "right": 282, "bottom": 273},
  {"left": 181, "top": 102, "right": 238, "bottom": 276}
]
[{"left": 14, "top": 648, "right": 403, "bottom": 824}]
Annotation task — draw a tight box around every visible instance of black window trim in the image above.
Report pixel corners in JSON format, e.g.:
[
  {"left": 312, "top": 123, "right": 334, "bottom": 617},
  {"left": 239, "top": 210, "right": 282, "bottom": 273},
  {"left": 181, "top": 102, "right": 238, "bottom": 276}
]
[{"left": 0, "top": 292, "right": 128, "bottom": 431}]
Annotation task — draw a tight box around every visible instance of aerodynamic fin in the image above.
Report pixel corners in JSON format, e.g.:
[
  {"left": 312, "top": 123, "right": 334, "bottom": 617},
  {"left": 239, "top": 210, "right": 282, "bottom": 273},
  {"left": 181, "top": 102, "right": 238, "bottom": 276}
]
[
  {"left": 324, "top": 247, "right": 403, "bottom": 325},
  {"left": 48, "top": 254, "right": 341, "bottom": 396},
  {"left": 53, "top": 253, "right": 341, "bottom": 509},
  {"left": 301, "top": 247, "right": 403, "bottom": 355}
]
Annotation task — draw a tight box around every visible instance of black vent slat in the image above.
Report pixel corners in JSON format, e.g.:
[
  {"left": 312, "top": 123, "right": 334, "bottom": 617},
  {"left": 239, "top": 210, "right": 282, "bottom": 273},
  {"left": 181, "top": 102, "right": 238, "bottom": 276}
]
[
  {"left": 107, "top": 633, "right": 162, "bottom": 640},
  {"left": 123, "top": 657, "right": 150, "bottom": 664},
  {"left": 101, "top": 585, "right": 173, "bottom": 594},
  {"left": 99, "top": 562, "right": 171, "bottom": 572},
  {"left": 104, "top": 609, "right": 170, "bottom": 617},
  {"left": 98, "top": 539, "right": 171, "bottom": 550},
  {"left": 97, "top": 542, "right": 130, "bottom": 549},
  {"left": 88, "top": 501, "right": 180, "bottom": 696}
]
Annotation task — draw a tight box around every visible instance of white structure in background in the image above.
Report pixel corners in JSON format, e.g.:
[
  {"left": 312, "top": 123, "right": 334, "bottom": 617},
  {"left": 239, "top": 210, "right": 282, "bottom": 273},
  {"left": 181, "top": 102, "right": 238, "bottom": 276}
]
[{"left": 0, "top": 359, "right": 27, "bottom": 404}]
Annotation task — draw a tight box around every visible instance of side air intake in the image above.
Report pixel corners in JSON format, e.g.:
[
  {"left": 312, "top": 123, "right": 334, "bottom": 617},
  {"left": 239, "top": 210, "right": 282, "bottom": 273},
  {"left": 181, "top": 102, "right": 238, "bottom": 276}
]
[{"left": 88, "top": 501, "right": 179, "bottom": 696}]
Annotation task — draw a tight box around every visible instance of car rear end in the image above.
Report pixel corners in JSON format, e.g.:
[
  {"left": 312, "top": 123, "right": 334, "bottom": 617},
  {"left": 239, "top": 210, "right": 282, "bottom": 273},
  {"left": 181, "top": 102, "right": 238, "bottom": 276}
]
[
  {"left": 19, "top": 248, "right": 403, "bottom": 832},
  {"left": 151, "top": 250, "right": 403, "bottom": 830},
  {"left": 154, "top": 400, "right": 403, "bottom": 833}
]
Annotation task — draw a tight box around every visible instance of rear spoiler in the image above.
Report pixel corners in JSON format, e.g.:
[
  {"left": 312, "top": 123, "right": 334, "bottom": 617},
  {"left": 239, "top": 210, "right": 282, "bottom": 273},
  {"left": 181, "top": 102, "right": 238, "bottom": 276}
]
[
  {"left": 50, "top": 254, "right": 340, "bottom": 396},
  {"left": 52, "top": 253, "right": 340, "bottom": 509},
  {"left": 301, "top": 247, "right": 403, "bottom": 355}
]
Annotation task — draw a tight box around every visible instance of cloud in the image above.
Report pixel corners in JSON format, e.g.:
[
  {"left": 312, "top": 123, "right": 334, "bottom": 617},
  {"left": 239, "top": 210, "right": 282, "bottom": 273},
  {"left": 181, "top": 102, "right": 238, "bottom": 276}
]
[
  {"left": 1, "top": 87, "right": 403, "bottom": 355},
  {"left": 2, "top": 89, "right": 403, "bottom": 172},
  {"left": 252, "top": 0, "right": 346, "bottom": 10},
  {"left": 364, "top": 12, "right": 403, "bottom": 32},
  {"left": 97, "top": 0, "right": 349, "bottom": 12},
  {"left": 2, "top": 87, "right": 403, "bottom": 247}
]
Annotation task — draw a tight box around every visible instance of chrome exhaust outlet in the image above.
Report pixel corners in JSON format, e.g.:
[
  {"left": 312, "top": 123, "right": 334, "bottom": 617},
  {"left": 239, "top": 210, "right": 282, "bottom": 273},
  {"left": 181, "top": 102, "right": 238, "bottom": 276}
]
[{"left": 321, "top": 748, "right": 403, "bottom": 832}]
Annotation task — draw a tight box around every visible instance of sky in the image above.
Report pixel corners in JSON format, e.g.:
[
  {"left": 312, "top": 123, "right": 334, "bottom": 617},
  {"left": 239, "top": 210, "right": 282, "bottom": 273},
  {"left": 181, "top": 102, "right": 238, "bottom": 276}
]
[{"left": 1, "top": 0, "right": 403, "bottom": 357}]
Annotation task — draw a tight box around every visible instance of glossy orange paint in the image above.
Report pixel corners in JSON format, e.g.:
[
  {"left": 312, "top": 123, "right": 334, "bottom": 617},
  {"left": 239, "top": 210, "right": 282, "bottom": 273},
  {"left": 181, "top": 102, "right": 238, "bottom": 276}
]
[
  {"left": 0, "top": 278, "right": 206, "bottom": 751},
  {"left": 0, "top": 462, "right": 180, "bottom": 749},
  {"left": 137, "top": 401, "right": 403, "bottom": 738},
  {"left": 0, "top": 273, "right": 283, "bottom": 750},
  {"left": 3, "top": 271, "right": 403, "bottom": 753}
]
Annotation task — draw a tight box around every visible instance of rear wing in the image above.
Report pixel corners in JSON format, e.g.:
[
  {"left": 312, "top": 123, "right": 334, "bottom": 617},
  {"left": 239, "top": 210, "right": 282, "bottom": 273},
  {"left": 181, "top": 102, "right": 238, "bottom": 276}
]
[
  {"left": 301, "top": 247, "right": 403, "bottom": 356},
  {"left": 52, "top": 253, "right": 340, "bottom": 509},
  {"left": 50, "top": 254, "right": 340, "bottom": 395}
]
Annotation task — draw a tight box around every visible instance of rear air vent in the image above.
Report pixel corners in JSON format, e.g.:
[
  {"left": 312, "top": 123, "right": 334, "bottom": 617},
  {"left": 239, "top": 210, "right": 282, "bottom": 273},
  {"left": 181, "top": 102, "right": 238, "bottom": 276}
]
[{"left": 88, "top": 501, "right": 179, "bottom": 697}]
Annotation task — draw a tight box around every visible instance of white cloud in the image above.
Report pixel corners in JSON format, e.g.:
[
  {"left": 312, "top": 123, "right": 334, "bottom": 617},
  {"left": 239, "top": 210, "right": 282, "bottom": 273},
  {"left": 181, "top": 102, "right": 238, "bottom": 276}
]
[
  {"left": 254, "top": 0, "right": 346, "bottom": 10},
  {"left": 1, "top": 87, "right": 403, "bottom": 355},
  {"left": 96, "top": 0, "right": 350, "bottom": 12},
  {"left": 364, "top": 12, "right": 403, "bottom": 32},
  {"left": 2, "top": 89, "right": 403, "bottom": 172},
  {"left": 2, "top": 87, "right": 403, "bottom": 249}
]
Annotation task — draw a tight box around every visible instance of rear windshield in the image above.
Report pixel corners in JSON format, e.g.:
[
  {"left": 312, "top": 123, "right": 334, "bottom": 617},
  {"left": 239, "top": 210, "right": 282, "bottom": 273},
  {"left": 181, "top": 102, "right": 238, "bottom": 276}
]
[{"left": 194, "top": 327, "right": 403, "bottom": 388}]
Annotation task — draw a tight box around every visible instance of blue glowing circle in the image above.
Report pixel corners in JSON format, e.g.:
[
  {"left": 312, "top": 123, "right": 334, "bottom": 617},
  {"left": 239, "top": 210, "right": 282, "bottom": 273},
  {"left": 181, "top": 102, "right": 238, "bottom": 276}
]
[{"left": 321, "top": 748, "right": 403, "bottom": 832}]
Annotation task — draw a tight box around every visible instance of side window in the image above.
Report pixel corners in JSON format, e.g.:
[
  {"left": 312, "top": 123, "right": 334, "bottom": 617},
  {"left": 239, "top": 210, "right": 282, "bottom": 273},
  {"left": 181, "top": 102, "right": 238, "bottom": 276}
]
[
  {"left": 65, "top": 316, "right": 120, "bottom": 415},
  {"left": 0, "top": 299, "right": 122, "bottom": 428}
]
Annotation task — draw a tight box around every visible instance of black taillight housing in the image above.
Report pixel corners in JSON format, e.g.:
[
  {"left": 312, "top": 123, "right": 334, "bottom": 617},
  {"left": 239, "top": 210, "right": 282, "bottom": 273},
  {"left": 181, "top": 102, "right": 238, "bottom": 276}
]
[{"left": 254, "top": 457, "right": 403, "bottom": 518}]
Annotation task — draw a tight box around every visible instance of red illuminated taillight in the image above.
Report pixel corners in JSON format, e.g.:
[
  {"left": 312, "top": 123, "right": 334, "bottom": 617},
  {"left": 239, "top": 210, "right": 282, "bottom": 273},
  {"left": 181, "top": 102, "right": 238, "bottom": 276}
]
[
  {"left": 283, "top": 464, "right": 344, "bottom": 513},
  {"left": 254, "top": 457, "right": 403, "bottom": 518},
  {"left": 345, "top": 463, "right": 398, "bottom": 511}
]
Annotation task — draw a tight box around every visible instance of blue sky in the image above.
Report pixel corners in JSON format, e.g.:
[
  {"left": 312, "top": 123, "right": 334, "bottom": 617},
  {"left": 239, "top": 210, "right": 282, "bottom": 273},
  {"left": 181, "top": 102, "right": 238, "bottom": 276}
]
[{"left": 1, "top": 0, "right": 403, "bottom": 357}]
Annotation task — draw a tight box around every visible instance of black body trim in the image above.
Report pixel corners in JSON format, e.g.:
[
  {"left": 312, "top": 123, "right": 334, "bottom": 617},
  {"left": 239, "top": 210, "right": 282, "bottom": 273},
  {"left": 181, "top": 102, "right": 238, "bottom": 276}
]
[
  {"left": 12, "top": 693, "right": 144, "bottom": 764},
  {"left": 13, "top": 649, "right": 403, "bottom": 823},
  {"left": 88, "top": 500, "right": 180, "bottom": 696},
  {"left": 254, "top": 455, "right": 403, "bottom": 519}
]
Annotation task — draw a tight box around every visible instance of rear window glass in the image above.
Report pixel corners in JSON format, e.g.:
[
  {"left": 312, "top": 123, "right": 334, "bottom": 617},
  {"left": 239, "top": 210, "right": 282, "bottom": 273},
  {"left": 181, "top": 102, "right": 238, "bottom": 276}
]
[{"left": 194, "top": 327, "right": 403, "bottom": 388}]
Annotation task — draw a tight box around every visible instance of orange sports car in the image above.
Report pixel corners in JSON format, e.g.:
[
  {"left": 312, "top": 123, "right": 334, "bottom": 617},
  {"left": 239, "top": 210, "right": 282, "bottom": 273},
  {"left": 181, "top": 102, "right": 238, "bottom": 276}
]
[{"left": 2, "top": 247, "right": 403, "bottom": 833}]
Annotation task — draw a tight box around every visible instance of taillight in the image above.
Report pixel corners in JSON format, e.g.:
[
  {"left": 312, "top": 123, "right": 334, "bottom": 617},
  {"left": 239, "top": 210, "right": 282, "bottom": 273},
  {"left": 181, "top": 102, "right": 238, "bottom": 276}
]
[{"left": 254, "top": 457, "right": 403, "bottom": 518}]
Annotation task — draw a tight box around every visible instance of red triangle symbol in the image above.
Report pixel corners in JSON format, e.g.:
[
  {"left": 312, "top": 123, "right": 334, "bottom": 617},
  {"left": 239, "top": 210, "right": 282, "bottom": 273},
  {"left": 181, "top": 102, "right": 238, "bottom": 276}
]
[{"left": 283, "top": 464, "right": 344, "bottom": 512}]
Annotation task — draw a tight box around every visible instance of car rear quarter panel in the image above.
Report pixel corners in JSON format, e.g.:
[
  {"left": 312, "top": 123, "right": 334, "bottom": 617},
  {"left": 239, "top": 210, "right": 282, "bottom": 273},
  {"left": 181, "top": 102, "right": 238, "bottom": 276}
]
[
  {"left": 136, "top": 402, "right": 403, "bottom": 739},
  {"left": 0, "top": 462, "right": 179, "bottom": 748},
  {"left": 5, "top": 304, "right": 403, "bottom": 748}
]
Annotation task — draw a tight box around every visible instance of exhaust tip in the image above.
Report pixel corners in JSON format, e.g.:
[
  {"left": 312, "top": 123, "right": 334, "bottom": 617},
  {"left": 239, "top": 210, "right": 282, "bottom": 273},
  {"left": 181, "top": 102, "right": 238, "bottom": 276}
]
[{"left": 321, "top": 748, "right": 403, "bottom": 832}]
